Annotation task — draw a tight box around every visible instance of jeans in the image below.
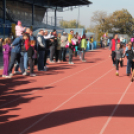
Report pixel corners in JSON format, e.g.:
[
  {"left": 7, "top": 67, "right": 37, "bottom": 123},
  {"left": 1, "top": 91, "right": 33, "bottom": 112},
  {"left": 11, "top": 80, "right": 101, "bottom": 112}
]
[
  {"left": 23, "top": 52, "right": 28, "bottom": 70},
  {"left": 28, "top": 58, "right": 33, "bottom": 74},
  {"left": 69, "top": 48, "right": 73, "bottom": 62},
  {"left": 82, "top": 48, "right": 85, "bottom": 60},
  {"left": 126, "top": 59, "right": 132, "bottom": 75},
  {"left": 8, "top": 52, "right": 25, "bottom": 74},
  {"left": 38, "top": 51, "right": 45, "bottom": 71},
  {"left": 60, "top": 47, "right": 66, "bottom": 61},
  {"left": 50, "top": 46, "right": 55, "bottom": 61},
  {"left": 112, "top": 51, "right": 116, "bottom": 65}
]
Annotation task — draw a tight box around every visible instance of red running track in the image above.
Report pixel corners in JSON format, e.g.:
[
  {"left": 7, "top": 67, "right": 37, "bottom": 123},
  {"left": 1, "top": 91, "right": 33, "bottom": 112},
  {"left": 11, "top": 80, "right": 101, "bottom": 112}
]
[{"left": 0, "top": 49, "right": 134, "bottom": 134}]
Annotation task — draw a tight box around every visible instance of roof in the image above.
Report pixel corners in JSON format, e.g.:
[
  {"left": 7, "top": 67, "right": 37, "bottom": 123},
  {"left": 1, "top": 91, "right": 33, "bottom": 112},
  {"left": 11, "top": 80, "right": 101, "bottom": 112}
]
[{"left": 7, "top": 0, "right": 92, "bottom": 8}]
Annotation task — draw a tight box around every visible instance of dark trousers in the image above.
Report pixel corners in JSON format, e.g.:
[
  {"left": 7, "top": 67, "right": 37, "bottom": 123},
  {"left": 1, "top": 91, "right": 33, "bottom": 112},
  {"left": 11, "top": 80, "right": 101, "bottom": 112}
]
[
  {"left": 38, "top": 51, "right": 45, "bottom": 71},
  {"left": 44, "top": 50, "right": 48, "bottom": 66},
  {"left": 28, "top": 57, "right": 33, "bottom": 74},
  {"left": 82, "top": 48, "right": 85, "bottom": 60},
  {"left": 8, "top": 52, "right": 25, "bottom": 74},
  {"left": 60, "top": 47, "right": 66, "bottom": 61},
  {"left": 115, "top": 59, "right": 123, "bottom": 70},
  {"left": 112, "top": 51, "right": 116, "bottom": 64},
  {"left": 50, "top": 46, "right": 55, "bottom": 61},
  {"left": 55, "top": 50, "right": 61, "bottom": 62},
  {"left": 69, "top": 48, "right": 73, "bottom": 62},
  {"left": 126, "top": 59, "right": 134, "bottom": 74}
]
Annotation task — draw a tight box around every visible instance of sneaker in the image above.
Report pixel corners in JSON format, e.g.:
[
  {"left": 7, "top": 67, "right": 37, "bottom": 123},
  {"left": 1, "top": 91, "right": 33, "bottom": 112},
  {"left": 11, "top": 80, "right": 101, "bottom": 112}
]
[
  {"left": 44, "top": 66, "right": 48, "bottom": 69},
  {"left": 82, "top": 60, "right": 86, "bottom": 62},
  {"left": 58, "top": 60, "right": 61, "bottom": 63},
  {"left": 22, "top": 72, "right": 28, "bottom": 76},
  {"left": 9, "top": 73, "right": 13, "bottom": 76},
  {"left": 70, "top": 62, "right": 74, "bottom": 64},
  {"left": 113, "top": 64, "right": 115, "bottom": 67},
  {"left": 14, "top": 71, "right": 21, "bottom": 74},
  {"left": 50, "top": 60, "right": 55, "bottom": 63},
  {"left": 5, "top": 75, "right": 11, "bottom": 78},
  {"left": 30, "top": 73, "right": 36, "bottom": 77},
  {"left": 116, "top": 72, "right": 119, "bottom": 76},
  {"left": 127, "top": 74, "right": 130, "bottom": 76},
  {"left": 2, "top": 75, "right": 6, "bottom": 78},
  {"left": 131, "top": 78, "right": 133, "bottom": 82}
]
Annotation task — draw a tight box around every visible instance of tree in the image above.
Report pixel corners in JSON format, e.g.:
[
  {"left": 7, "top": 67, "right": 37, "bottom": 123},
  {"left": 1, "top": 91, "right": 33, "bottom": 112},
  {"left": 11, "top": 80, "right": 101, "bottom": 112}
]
[{"left": 60, "top": 20, "right": 85, "bottom": 28}]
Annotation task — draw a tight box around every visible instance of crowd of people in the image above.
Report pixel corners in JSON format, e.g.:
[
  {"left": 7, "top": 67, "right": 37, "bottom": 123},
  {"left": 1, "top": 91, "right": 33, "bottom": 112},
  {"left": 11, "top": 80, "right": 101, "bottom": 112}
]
[
  {"left": 1, "top": 20, "right": 134, "bottom": 82},
  {"left": 110, "top": 34, "right": 134, "bottom": 82},
  {"left": 0, "top": 21, "right": 88, "bottom": 78}
]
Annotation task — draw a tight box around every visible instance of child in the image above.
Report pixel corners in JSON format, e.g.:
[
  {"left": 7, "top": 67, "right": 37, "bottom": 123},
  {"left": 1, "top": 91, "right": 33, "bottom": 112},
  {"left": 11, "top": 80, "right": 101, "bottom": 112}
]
[
  {"left": 15, "top": 20, "right": 26, "bottom": 37},
  {"left": 123, "top": 42, "right": 134, "bottom": 81},
  {"left": 27, "top": 41, "right": 36, "bottom": 77},
  {"left": 2, "top": 38, "right": 11, "bottom": 78},
  {"left": 31, "top": 40, "right": 37, "bottom": 66},
  {"left": 125, "top": 42, "right": 133, "bottom": 76},
  {"left": 115, "top": 43, "right": 123, "bottom": 76},
  {"left": 81, "top": 34, "right": 87, "bottom": 62}
]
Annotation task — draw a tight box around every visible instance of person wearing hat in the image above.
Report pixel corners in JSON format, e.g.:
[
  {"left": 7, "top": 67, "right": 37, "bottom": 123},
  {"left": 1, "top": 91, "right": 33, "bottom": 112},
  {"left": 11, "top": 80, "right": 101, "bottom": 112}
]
[
  {"left": 15, "top": 20, "right": 26, "bottom": 37},
  {"left": 60, "top": 32, "right": 68, "bottom": 61}
]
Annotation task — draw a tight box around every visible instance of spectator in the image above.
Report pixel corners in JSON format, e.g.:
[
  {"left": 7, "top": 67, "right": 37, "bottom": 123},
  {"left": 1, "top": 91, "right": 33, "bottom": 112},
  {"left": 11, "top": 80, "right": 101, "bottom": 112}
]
[
  {"left": 60, "top": 32, "right": 68, "bottom": 61},
  {"left": 37, "top": 30, "right": 46, "bottom": 71}
]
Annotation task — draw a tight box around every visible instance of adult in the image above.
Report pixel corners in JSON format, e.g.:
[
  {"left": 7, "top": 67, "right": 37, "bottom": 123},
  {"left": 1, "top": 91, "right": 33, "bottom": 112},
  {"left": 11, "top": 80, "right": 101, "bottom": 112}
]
[
  {"left": 44, "top": 30, "right": 51, "bottom": 69},
  {"left": 60, "top": 32, "right": 68, "bottom": 61},
  {"left": 8, "top": 34, "right": 28, "bottom": 76},
  {"left": 56, "top": 33, "right": 61, "bottom": 62},
  {"left": 37, "top": 30, "right": 46, "bottom": 71},
  {"left": 109, "top": 34, "right": 120, "bottom": 65},
  {"left": 15, "top": 20, "right": 26, "bottom": 37},
  {"left": 68, "top": 30, "right": 74, "bottom": 64},
  {"left": 49, "top": 29, "right": 58, "bottom": 63}
]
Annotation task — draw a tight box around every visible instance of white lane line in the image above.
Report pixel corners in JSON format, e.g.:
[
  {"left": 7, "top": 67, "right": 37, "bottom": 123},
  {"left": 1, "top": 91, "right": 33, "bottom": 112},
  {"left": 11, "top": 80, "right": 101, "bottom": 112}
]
[
  {"left": 20, "top": 68, "right": 114, "bottom": 134},
  {"left": 1, "top": 59, "right": 109, "bottom": 108},
  {"left": 99, "top": 82, "right": 132, "bottom": 134}
]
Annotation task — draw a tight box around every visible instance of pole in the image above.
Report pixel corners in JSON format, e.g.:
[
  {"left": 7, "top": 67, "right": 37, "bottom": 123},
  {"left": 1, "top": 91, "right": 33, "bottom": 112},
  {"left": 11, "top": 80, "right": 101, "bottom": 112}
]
[
  {"left": 77, "top": 7, "right": 80, "bottom": 28},
  {"left": 54, "top": 7, "right": 57, "bottom": 29},
  {"left": 3, "top": 0, "right": 6, "bottom": 38},
  {"left": 32, "top": 3, "right": 34, "bottom": 25}
]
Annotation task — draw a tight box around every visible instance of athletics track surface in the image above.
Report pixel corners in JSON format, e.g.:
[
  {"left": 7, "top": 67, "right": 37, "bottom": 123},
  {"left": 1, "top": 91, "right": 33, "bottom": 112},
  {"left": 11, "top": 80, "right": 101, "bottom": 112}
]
[{"left": 0, "top": 49, "right": 134, "bottom": 134}]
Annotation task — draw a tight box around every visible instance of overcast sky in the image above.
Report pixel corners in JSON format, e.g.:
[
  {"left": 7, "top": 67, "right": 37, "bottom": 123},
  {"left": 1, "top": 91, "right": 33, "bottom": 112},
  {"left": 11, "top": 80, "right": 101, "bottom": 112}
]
[{"left": 54, "top": 0, "right": 134, "bottom": 28}]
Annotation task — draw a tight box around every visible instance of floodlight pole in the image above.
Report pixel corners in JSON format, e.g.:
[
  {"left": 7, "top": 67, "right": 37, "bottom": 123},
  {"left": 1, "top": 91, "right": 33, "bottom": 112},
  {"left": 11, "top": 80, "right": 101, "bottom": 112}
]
[
  {"left": 32, "top": 2, "right": 34, "bottom": 25},
  {"left": 54, "top": 6, "right": 57, "bottom": 29},
  {"left": 3, "top": 0, "right": 6, "bottom": 38}
]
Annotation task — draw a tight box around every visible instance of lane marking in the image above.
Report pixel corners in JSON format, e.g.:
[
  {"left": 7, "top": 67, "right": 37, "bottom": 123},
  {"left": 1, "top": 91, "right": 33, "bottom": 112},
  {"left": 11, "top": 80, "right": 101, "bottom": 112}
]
[
  {"left": 20, "top": 68, "right": 114, "bottom": 134},
  {"left": 1, "top": 59, "right": 109, "bottom": 108},
  {"left": 99, "top": 82, "right": 132, "bottom": 134}
]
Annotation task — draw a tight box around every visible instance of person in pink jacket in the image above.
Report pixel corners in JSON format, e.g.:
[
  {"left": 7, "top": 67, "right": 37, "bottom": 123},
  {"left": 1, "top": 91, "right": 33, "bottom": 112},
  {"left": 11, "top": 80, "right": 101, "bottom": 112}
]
[{"left": 15, "top": 20, "right": 26, "bottom": 37}]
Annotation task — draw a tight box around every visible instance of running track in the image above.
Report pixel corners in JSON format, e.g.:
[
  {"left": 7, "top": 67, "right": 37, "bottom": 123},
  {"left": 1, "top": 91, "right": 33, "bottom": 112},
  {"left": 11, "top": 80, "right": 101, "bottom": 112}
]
[{"left": 0, "top": 49, "right": 134, "bottom": 134}]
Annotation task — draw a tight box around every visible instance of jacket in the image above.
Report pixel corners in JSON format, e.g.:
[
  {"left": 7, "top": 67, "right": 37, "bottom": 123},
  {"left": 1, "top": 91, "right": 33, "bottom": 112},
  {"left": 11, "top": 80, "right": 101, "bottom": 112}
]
[
  {"left": 11, "top": 36, "right": 23, "bottom": 53},
  {"left": 61, "top": 35, "right": 68, "bottom": 47},
  {"left": 111, "top": 39, "right": 120, "bottom": 51},
  {"left": 81, "top": 39, "right": 87, "bottom": 49},
  {"left": 37, "top": 34, "right": 46, "bottom": 51}
]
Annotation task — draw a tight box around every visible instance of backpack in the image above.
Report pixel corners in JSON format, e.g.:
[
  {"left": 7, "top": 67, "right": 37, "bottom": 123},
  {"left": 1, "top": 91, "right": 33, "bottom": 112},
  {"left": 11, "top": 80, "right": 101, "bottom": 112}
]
[{"left": 20, "top": 38, "right": 26, "bottom": 52}]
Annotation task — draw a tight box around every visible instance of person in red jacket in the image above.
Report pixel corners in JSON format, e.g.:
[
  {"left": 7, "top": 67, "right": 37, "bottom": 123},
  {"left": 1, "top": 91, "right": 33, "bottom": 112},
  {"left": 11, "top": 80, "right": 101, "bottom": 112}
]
[{"left": 109, "top": 34, "right": 120, "bottom": 65}]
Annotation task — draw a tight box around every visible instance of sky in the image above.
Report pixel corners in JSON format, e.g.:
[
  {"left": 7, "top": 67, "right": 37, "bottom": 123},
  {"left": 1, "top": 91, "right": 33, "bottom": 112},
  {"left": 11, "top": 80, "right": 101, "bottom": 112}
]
[{"left": 51, "top": 0, "right": 134, "bottom": 28}]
